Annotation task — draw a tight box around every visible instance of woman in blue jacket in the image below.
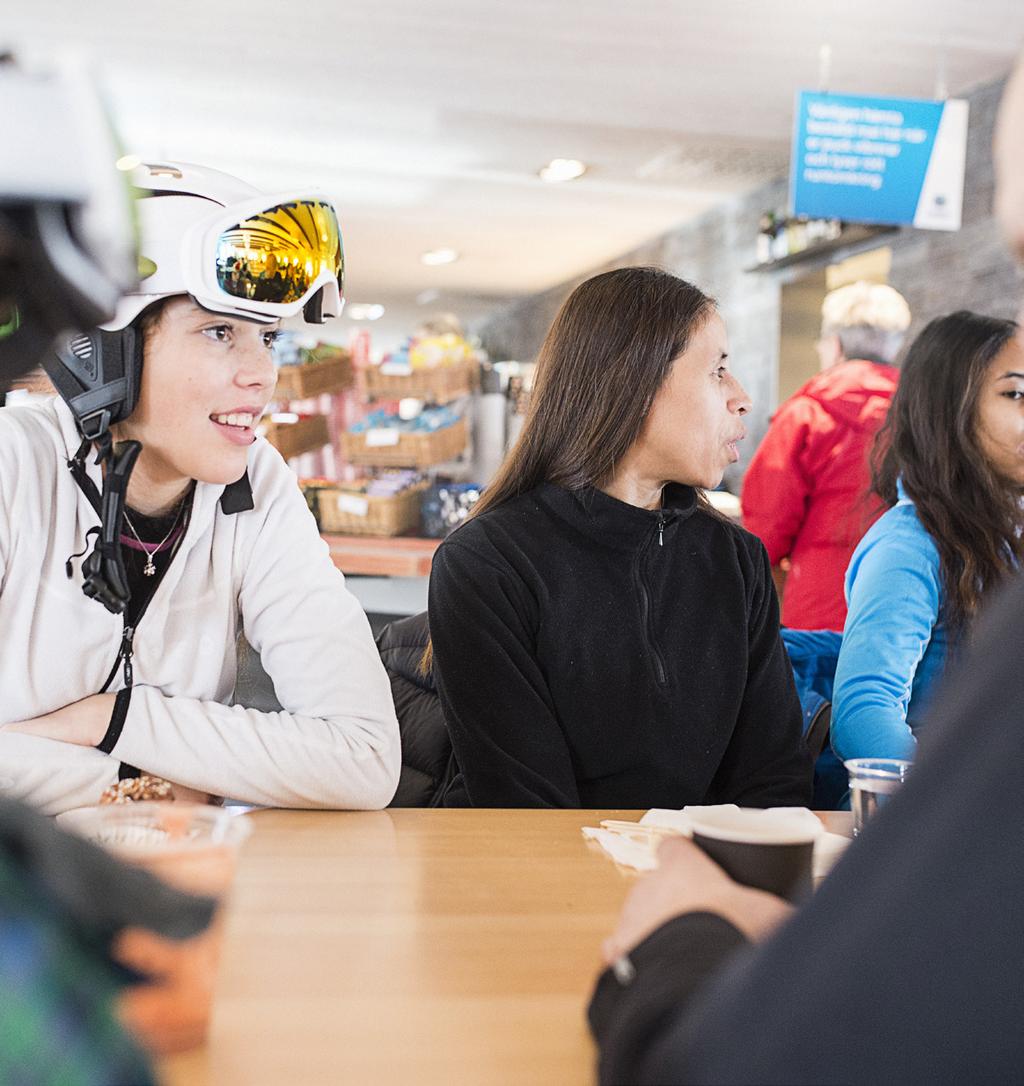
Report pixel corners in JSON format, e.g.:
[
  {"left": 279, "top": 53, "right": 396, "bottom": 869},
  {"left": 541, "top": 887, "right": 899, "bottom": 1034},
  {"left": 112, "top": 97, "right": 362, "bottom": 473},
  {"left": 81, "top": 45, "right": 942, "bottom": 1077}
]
[{"left": 832, "top": 310, "right": 1024, "bottom": 762}]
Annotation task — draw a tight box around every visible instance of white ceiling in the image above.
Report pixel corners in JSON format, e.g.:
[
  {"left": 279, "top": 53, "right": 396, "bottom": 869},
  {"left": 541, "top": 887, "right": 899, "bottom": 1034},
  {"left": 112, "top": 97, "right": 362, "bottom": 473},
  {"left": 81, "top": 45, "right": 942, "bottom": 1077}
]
[{"left": 8, "top": 1, "right": 1024, "bottom": 350}]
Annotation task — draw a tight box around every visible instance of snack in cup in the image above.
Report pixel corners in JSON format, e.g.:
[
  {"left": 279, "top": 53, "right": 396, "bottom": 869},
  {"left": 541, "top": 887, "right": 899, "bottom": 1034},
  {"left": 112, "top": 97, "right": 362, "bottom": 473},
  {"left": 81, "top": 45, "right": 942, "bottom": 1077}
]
[{"left": 57, "top": 802, "right": 251, "bottom": 1053}]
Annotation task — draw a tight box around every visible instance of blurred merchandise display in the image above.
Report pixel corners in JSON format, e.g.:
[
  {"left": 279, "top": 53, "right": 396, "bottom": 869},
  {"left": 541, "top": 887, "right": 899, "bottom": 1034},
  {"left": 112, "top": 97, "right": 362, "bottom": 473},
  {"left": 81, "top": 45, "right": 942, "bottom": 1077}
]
[
  {"left": 364, "top": 331, "right": 480, "bottom": 403},
  {"left": 275, "top": 320, "right": 486, "bottom": 543},
  {"left": 349, "top": 404, "right": 462, "bottom": 435},
  {"left": 258, "top": 413, "right": 331, "bottom": 460},
  {"left": 342, "top": 411, "right": 467, "bottom": 469},
  {"left": 420, "top": 482, "right": 483, "bottom": 538},
  {"left": 410, "top": 331, "right": 477, "bottom": 369},
  {"left": 755, "top": 211, "right": 843, "bottom": 265},
  {"left": 504, "top": 363, "right": 536, "bottom": 452},
  {"left": 274, "top": 340, "right": 353, "bottom": 399},
  {"left": 506, "top": 372, "right": 533, "bottom": 419},
  {"left": 302, "top": 472, "right": 428, "bottom": 536},
  {"left": 267, "top": 333, "right": 354, "bottom": 478}
]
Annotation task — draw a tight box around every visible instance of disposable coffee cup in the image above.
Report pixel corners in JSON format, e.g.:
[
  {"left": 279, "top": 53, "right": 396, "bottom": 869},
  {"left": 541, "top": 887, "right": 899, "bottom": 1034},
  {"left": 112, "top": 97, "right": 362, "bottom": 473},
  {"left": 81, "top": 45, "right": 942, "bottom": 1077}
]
[
  {"left": 844, "top": 758, "right": 911, "bottom": 836},
  {"left": 689, "top": 808, "right": 819, "bottom": 903},
  {"left": 57, "top": 802, "right": 251, "bottom": 1052}
]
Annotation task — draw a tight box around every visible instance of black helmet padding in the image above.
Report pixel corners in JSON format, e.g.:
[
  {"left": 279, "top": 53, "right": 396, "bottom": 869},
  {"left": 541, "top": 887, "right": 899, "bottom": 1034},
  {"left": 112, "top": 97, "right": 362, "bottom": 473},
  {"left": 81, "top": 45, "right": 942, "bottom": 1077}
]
[{"left": 43, "top": 325, "right": 143, "bottom": 441}]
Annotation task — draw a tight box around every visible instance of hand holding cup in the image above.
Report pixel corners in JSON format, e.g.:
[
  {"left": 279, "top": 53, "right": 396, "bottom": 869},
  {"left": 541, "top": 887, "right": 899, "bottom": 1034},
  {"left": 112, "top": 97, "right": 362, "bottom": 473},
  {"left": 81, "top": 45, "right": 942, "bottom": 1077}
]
[{"left": 602, "top": 835, "right": 793, "bottom": 964}]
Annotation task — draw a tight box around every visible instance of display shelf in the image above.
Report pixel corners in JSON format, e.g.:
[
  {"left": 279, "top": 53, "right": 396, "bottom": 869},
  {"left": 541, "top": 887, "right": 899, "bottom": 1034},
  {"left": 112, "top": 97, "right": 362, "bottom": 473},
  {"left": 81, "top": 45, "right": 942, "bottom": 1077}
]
[
  {"left": 261, "top": 415, "right": 331, "bottom": 460},
  {"left": 322, "top": 533, "right": 440, "bottom": 577},
  {"left": 341, "top": 416, "right": 468, "bottom": 469},
  {"left": 312, "top": 482, "right": 428, "bottom": 536},
  {"left": 744, "top": 225, "right": 898, "bottom": 273},
  {"left": 274, "top": 351, "right": 353, "bottom": 399},
  {"left": 362, "top": 358, "right": 476, "bottom": 404}
]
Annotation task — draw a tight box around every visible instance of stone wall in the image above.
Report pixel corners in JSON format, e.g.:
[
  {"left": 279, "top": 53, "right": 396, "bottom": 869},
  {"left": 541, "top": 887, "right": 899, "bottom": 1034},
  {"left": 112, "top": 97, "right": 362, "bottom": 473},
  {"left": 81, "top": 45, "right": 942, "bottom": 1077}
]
[{"left": 474, "top": 76, "right": 1022, "bottom": 490}]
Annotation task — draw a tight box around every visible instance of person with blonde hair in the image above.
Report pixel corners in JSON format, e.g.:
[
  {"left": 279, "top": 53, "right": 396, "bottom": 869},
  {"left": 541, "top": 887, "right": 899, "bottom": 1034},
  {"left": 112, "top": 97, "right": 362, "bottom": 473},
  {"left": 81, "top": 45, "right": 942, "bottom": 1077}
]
[{"left": 742, "top": 280, "right": 911, "bottom": 630}]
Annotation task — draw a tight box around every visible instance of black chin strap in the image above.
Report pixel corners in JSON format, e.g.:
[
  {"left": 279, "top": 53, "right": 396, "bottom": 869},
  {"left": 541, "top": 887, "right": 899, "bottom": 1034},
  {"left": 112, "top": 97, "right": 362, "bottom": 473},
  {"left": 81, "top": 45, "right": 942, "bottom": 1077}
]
[{"left": 66, "top": 434, "right": 141, "bottom": 614}]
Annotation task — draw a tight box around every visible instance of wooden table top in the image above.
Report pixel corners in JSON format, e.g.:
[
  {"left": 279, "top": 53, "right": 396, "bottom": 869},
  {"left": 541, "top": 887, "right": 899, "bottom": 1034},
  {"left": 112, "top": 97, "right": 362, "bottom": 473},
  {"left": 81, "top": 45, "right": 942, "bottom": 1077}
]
[{"left": 160, "top": 808, "right": 852, "bottom": 1086}]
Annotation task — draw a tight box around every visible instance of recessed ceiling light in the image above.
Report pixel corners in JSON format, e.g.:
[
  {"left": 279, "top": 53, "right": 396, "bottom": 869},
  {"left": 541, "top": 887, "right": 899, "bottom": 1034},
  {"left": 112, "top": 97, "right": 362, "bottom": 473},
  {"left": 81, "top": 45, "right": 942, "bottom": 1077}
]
[
  {"left": 538, "top": 158, "right": 587, "bottom": 183},
  {"left": 347, "top": 303, "right": 386, "bottom": 321},
  {"left": 115, "top": 154, "right": 142, "bottom": 172},
  {"left": 421, "top": 248, "right": 460, "bottom": 266}
]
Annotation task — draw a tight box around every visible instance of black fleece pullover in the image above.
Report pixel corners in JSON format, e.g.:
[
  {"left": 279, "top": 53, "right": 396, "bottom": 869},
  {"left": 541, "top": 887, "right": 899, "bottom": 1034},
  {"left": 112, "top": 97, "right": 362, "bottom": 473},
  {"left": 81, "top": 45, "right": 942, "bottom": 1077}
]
[{"left": 428, "top": 482, "right": 812, "bottom": 809}]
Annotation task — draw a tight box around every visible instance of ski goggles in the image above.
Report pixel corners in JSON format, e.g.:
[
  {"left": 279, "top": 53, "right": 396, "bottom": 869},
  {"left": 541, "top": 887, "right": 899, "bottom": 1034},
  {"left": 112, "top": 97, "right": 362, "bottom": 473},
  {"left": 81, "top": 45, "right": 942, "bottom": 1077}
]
[
  {"left": 213, "top": 198, "right": 343, "bottom": 308},
  {"left": 149, "top": 190, "right": 347, "bottom": 324}
]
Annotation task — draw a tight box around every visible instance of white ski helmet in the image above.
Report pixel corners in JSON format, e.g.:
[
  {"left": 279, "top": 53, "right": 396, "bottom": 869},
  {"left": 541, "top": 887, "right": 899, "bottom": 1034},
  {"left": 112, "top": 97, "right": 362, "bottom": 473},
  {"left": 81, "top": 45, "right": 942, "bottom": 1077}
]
[
  {"left": 44, "top": 160, "right": 344, "bottom": 441},
  {"left": 110, "top": 160, "right": 345, "bottom": 329}
]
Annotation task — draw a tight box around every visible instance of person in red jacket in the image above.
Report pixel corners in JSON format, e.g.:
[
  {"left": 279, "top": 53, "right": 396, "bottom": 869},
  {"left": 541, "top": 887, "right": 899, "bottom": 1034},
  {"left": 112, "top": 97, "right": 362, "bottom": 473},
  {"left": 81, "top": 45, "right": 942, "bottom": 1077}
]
[{"left": 741, "top": 281, "right": 911, "bottom": 630}]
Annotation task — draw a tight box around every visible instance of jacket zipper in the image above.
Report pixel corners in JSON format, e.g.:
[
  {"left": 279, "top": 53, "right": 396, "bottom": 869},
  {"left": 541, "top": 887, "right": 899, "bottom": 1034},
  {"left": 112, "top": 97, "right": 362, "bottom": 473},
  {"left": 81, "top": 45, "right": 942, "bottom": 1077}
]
[
  {"left": 637, "top": 515, "right": 668, "bottom": 686},
  {"left": 98, "top": 612, "right": 144, "bottom": 695}
]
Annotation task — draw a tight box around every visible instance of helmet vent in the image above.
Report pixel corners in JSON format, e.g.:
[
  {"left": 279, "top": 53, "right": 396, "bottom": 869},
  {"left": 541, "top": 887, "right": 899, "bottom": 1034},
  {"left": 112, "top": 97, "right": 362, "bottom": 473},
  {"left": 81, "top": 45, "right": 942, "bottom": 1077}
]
[
  {"left": 69, "top": 335, "right": 94, "bottom": 361},
  {"left": 67, "top": 334, "right": 98, "bottom": 380}
]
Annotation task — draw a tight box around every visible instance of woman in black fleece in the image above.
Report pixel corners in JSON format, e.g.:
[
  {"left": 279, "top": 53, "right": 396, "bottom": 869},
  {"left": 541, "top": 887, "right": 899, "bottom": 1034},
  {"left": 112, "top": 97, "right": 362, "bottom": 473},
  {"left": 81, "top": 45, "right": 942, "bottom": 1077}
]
[{"left": 428, "top": 267, "right": 811, "bottom": 809}]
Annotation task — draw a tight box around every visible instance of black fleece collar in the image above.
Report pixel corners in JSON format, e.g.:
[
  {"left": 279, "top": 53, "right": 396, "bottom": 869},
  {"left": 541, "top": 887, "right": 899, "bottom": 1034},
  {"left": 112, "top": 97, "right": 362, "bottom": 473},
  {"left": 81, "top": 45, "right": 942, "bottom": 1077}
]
[
  {"left": 220, "top": 471, "right": 254, "bottom": 514},
  {"left": 539, "top": 481, "right": 698, "bottom": 546}
]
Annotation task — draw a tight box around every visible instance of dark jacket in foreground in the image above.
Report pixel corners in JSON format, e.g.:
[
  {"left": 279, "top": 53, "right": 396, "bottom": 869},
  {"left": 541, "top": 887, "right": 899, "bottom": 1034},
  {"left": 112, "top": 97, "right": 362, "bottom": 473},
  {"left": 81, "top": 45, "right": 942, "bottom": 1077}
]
[
  {"left": 428, "top": 482, "right": 811, "bottom": 809},
  {"left": 588, "top": 574, "right": 1024, "bottom": 1085},
  {"left": 375, "top": 612, "right": 454, "bottom": 806}
]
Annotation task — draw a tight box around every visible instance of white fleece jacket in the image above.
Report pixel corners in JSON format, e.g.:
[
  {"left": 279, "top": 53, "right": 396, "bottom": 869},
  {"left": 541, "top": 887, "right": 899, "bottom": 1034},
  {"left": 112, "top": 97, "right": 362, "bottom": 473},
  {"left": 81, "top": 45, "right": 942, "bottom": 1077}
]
[{"left": 0, "top": 398, "right": 400, "bottom": 814}]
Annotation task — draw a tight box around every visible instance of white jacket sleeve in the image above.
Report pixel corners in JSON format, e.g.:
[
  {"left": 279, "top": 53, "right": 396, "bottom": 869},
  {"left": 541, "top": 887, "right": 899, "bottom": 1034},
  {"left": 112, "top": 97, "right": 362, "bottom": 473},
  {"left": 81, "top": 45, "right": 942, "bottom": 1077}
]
[
  {"left": 110, "top": 461, "right": 401, "bottom": 809},
  {"left": 0, "top": 733, "right": 119, "bottom": 815}
]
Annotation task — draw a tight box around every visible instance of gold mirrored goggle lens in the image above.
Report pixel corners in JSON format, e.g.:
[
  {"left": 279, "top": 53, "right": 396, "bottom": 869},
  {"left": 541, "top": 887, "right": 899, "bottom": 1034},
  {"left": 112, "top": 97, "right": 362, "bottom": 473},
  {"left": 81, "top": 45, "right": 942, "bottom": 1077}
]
[{"left": 215, "top": 200, "right": 344, "bottom": 304}]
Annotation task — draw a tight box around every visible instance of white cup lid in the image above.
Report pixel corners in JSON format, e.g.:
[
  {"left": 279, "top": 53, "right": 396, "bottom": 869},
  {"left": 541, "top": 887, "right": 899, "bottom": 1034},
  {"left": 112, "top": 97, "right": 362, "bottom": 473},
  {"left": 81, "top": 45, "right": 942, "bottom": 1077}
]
[{"left": 689, "top": 806, "right": 822, "bottom": 845}]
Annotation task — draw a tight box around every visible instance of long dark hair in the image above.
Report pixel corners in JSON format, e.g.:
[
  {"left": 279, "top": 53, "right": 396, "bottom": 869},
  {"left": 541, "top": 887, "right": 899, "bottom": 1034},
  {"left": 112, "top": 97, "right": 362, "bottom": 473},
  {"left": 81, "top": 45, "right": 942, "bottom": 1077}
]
[
  {"left": 871, "top": 310, "right": 1022, "bottom": 631},
  {"left": 470, "top": 266, "right": 717, "bottom": 520},
  {"left": 422, "top": 266, "right": 717, "bottom": 673}
]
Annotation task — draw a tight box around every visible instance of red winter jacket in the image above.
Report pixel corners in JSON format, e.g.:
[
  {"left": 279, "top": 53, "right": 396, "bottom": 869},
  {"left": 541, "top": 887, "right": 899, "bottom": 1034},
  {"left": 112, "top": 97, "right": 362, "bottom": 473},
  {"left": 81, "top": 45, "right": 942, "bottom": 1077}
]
[{"left": 741, "top": 359, "right": 898, "bottom": 631}]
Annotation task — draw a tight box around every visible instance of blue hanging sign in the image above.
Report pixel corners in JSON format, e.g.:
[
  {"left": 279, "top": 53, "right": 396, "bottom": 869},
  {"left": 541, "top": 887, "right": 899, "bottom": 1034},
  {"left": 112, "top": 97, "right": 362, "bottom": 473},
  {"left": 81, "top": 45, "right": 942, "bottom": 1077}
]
[{"left": 790, "top": 91, "right": 968, "bottom": 231}]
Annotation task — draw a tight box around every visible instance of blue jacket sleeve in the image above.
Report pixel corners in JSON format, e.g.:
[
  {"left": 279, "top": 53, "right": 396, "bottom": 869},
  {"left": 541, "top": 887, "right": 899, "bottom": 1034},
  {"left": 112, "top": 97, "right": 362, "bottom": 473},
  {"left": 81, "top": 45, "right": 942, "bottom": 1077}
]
[{"left": 831, "top": 511, "right": 942, "bottom": 761}]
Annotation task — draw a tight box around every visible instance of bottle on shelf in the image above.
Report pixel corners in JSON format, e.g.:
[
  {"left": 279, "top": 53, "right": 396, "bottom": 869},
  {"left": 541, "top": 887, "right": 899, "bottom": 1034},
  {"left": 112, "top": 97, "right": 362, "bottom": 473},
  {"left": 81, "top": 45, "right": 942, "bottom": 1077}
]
[
  {"left": 755, "top": 211, "right": 850, "bottom": 265},
  {"left": 756, "top": 212, "right": 776, "bottom": 265}
]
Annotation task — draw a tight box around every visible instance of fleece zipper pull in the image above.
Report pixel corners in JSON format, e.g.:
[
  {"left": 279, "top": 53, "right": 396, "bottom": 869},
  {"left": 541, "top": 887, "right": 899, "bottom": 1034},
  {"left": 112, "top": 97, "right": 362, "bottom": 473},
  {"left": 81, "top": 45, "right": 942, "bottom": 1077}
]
[
  {"left": 120, "top": 624, "right": 135, "bottom": 689},
  {"left": 96, "top": 622, "right": 137, "bottom": 754},
  {"left": 657, "top": 512, "right": 665, "bottom": 547}
]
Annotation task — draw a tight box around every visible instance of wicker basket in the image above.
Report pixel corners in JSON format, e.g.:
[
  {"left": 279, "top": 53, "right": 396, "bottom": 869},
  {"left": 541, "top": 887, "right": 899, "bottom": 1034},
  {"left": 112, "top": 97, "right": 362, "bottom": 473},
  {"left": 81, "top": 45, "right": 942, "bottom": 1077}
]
[
  {"left": 261, "top": 415, "right": 330, "bottom": 460},
  {"left": 362, "top": 359, "right": 475, "bottom": 404},
  {"left": 275, "top": 352, "right": 353, "bottom": 399},
  {"left": 315, "top": 484, "right": 426, "bottom": 536},
  {"left": 341, "top": 416, "right": 467, "bottom": 468}
]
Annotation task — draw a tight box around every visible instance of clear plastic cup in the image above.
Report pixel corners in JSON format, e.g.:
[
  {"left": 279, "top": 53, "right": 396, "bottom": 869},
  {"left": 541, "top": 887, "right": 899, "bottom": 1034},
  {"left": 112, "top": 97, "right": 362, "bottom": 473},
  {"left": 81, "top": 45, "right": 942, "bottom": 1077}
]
[
  {"left": 844, "top": 759, "right": 912, "bottom": 836},
  {"left": 58, "top": 802, "right": 251, "bottom": 1052}
]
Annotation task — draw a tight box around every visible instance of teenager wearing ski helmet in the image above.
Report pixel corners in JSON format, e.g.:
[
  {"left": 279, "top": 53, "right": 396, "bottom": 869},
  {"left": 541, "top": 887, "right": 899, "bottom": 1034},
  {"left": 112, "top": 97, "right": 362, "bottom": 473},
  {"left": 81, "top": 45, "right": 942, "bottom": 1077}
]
[{"left": 0, "top": 162, "right": 400, "bottom": 814}]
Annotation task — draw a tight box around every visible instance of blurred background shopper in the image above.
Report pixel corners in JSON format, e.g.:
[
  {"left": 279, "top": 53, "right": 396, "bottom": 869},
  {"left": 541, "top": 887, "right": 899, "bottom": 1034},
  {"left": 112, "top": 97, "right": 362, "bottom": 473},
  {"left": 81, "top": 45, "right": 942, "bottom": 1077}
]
[{"left": 742, "top": 281, "right": 910, "bottom": 630}]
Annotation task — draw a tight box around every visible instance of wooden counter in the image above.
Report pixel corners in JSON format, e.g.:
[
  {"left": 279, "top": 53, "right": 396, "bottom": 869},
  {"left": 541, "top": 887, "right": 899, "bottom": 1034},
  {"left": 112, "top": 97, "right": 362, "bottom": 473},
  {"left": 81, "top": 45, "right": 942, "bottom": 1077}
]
[
  {"left": 160, "top": 808, "right": 852, "bottom": 1086},
  {"left": 322, "top": 533, "right": 439, "bottom": 577}
]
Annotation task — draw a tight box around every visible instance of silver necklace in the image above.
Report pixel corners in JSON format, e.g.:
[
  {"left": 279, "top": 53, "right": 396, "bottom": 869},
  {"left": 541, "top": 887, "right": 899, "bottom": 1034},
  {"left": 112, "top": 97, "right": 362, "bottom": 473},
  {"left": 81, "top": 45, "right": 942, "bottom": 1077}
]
[{"left": 122, "top": 506, "right": 183, "bottom": 576}]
